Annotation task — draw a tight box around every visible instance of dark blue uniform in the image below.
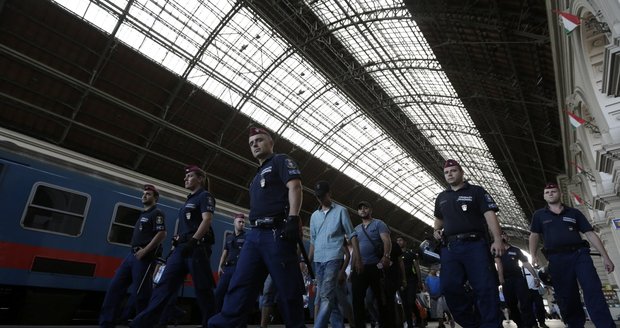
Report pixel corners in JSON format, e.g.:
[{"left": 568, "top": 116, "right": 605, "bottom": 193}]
[
  {"left": 434, "top": 182, "right": 501, "bottom": 328},
  {"left": 132, "top": 188, "right": 216, "bottom": 328},
  {"left": 499, "top": 245, "right": 534, "bottom": 327},
  {"left": 531, "top": 205, "right": 614, "bottom": 327},
  {"left": 100, "top": 206, "right": 165, "bottom": 327},
  {"left": 214, "top": 230, "right": 246, "bottom": 312},
  {"left": 208, "top": 154, "right": 305, "bottom": 328}
]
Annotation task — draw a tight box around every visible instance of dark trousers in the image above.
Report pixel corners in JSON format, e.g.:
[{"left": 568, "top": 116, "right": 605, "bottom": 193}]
[
  {"left": 503, "top": 276, "right": 534, "bottom": 327},
  {"left": 401, "top": 278, "right": 423, "bottom": 327},
  {"left": 548, "top": 248, "right": 615, "bottom": 328},
  {"left": 131, "top": 243, "right": 215, "bottom": 328},
  {"left": 440, "top": 239, "right": 502, "bottom": 328},
  {"left": 208, "top": 228, "right": 305, "bottom": 328},
  {"left": 351, "top": 264, "right": 392, "bottom": 328},
  {"left": 214, "top": 265, "right": 236, "bottom": 313},
  {"left": 100, "top": 252, "right": 153, "bottom": 327},
  {"left": 527, "top": 289, "right": 546, "bottom": 327}
]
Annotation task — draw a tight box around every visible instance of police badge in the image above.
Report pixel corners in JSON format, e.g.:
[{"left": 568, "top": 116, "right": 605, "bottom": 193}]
[
  {"left": 186, "top": 212, "right": 191, "bottom": 220},
  {"left": 461, "top": 204, "right": 468, "bottom": 211}
]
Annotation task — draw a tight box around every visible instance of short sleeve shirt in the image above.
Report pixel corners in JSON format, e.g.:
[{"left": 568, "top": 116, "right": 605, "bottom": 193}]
[
  {"left": 351, "top": 219, "right": 390, "bottom": 265},
  {"left": 224, "top": 230, "right": 246, "bottom": 264},
  {"left": 499, "top": 245, "right": 528, "bottom": 278},
  {"left": 434, "top": 182, "right": 499, "bottom": 236},
  {"left": 131, "top": 206, "right": 166, "bottom": 247},
  {"left": 249, "top": 154, "right": 301, "bottom": 220},
  {"left": 178, "top": 188, "right": 215, "bottom": 236},
  {"left": 530, "top": 205, "right": 593, "bottom": 249}
]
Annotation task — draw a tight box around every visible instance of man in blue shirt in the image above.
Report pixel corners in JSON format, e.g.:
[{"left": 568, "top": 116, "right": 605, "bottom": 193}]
[
  {"left": 132, "top": 165, "right": 217, "bottom": 328},
  {"left": 214, "top": 213, "right": 246, "bottom": 313},
  {"left": 433, "top": 159, "right": 503, "bottom": 328},
  {"left": 209, "top": 127, "right": 305, "bottom": 328},
  {"left": 350, "top": 201, "right": 392, "bottom": 328},
  {"left": 308, "top": 180, "right": 359, "bottom": 328},
  {"left": 100, "top": 184, "right": 166, "bottom": 328},
  {"left": 529, "top": 183, "right": 615, "bottom": 328}
]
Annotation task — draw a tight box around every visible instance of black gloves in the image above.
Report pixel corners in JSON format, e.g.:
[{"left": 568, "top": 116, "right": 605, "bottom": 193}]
[
  {"left": 280, "top": 215, "right": 300, "bottom": 241},
  {"left": 182, "top": 238, "right": 199, "bottom": 257}
]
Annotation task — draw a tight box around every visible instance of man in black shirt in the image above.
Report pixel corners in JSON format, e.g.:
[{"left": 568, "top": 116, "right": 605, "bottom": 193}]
[{"left": 397, "top": 236, "right": 425, "bottom": 327}]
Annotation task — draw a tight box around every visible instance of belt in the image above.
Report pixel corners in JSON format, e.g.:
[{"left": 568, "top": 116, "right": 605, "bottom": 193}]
[
  {"left": 250, "top": 216, "right": 285, "bottom": 229},
  {"left": 224, "top": 259, "right": 237, "bottom": 267},
  {"left": 542, "top": 240, "right": 589, "bottom": 255},
  {"left": 444, "top": 232, "right": 482, "bottom": 243}
]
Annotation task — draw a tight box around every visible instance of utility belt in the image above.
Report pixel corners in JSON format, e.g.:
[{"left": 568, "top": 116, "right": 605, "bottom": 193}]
[
  {"left": 224, "top": 259, "right": 237, "bottom": 267},
  {"left": 542, "top": 240, "right": 589, "bottom": 256},
  {"left": 250, "top": 216, "right": 285, "bottom": 229},
  {"left": 175, "top": 233, "right": 210, "bottom": 246},
  {"left": 443, "top": 232, "right": 483, "bottom": 243}
]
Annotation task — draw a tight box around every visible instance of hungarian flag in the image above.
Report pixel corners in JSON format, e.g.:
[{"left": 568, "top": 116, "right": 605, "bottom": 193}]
[
  {"left": 567, "top": 111, "right": 586, "bottom": 128},
  {"left": 558, "top": 11, "right": 580, "bottom": 34},
  {"left": 571, "top": 192, "right": 584, "bottom": 205}
]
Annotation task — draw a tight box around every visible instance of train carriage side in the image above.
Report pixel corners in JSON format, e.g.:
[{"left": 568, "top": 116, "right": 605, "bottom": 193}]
[{"left": 0, "top": 144, "right": 239, "bottom": 324}]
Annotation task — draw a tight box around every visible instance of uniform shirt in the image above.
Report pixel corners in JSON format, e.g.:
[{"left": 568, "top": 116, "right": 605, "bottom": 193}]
[
  {"left": 499, "top": 245, "right": 528, "bottom": 279},
  {"left": 224, "top": 230, "right": 246, "bottom": 265},
  {"left": 351, "top": 218, "right": 390, "bottom": 265},
  {"left": 434, "top": 182, "right": 499, "bottom": 237},
  {"left": 249, "top": 154, "right": 301, "bottom": 220},
  {"left": 178, "top": 188, "right": 216, "bottom": 236},
  {"left": 309, "top": 202, "right": 355, "bottom": 263},
  {"left": 131, "top": 206, "right": 166, "bottom": 247},
  {"left": 401, "top": 248, "right": 419, "bottom": 280},
  {"left": 530, "top": 205, "right": 593, "bottom": 249},
  {"left": 523, "top": 268, "right": 538, "bottom": 290}
]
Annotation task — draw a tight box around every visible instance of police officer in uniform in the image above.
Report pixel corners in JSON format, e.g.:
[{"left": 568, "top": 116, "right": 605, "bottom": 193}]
[
  {"left": 100, "top": 184, "right": 166, "bottom": 328},
  {"left": 529, "top": 183, "right": 615, "bottom": 328},
  {"left": 132, "top": 165, "right": 217, "bottom": 328},
  {"left": 497, "top": 232, "right": 536, "bottom": 328},
  {"left": 214, "top": 213, "right": 246, "bottom": 313},
  {"left": 433, "top": 159, "right": 504, "bottom": 328},
  {"left": 208, "top": 127, "right": 305, "bottom": 328}
]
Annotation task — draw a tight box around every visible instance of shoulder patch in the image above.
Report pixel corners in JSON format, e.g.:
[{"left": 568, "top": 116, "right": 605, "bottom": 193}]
[
  {"left": 484, "top": 193, "right": 495, "bottom": 203},
  {"left": 285, "top": 158, "right": 298, "bottom": 169},
  {"left": 156, "top": 215, "right": 164, "bottom": 224}
]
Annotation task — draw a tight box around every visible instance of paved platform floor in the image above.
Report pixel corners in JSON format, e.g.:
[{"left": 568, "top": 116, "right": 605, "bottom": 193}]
[{"left": 0, "top": 319, "right": 603, "bottom": 327}]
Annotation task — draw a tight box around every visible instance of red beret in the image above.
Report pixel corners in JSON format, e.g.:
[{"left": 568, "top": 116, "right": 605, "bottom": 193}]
[
  {"left": 443, "top": 159, "right": 461, "bottom": 168},
  {"left": 185, "top": 165, "right": 205, "bottom": 176},
  {"left": 143, "top": 184, "right": 159, "bottom": 196},
  {"left": 249, "top": 127, "right": 271, "bottom": 138},
  {"left": 544, "top": 183, "right": 559, "bottom": 190},
  {"left": 234, "top": 213, "right": 245, "bottom": 220}
]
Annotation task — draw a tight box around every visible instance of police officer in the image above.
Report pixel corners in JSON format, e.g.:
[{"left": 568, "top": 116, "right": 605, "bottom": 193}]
[
  {"left": 433, "top": 159, "right": 504, "bottom": 328},
  {"left": 529, "top": 183, "right": 615, "bottom": 328},
  {"left": 131, "top": 165, "right": 216, "bottom": 328},
  {"left": 497, "top": 232, "right": 536, "bottom": 328},
  {"left": 214, "top": 213, "right": 246, "bottom": 313},
  {"left": 208, "top": 126, "right": 305, "bottom": 328},
  {"left": 100, "top": 184, "right": 166, "bottom": 328}
]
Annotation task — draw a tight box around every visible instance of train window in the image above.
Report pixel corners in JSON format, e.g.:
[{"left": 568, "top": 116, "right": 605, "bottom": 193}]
[
  {"left": 21, "top": 183, "right": 90, "bottom": 236},
  {"left": 108, "top": 203, "right": 142, "bottom": 246}
]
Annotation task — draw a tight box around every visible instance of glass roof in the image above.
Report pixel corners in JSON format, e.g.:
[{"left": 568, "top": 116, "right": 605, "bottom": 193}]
[{"left": 52, "top": 0, "right": 529, "bottom": 229}]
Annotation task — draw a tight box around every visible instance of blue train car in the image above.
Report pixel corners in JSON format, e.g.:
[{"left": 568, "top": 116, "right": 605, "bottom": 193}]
[{"left": 0, "top": 129, "right": 247, "bottom": 324}]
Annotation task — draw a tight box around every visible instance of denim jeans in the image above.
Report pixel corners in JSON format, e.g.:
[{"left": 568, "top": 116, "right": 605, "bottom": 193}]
[{"left": 314, "top": 259, "right": 345, "bottom": 328}]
